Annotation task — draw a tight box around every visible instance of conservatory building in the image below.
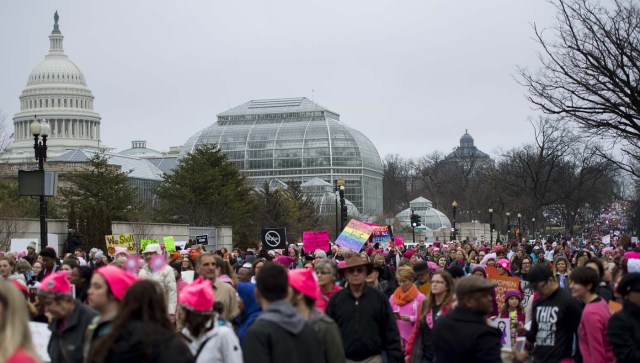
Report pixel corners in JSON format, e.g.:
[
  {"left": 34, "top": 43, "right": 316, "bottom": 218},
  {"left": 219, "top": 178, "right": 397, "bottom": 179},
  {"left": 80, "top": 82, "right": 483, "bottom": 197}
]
[{"left": 181, "top": 98, "right": 383, "bottom": 215}]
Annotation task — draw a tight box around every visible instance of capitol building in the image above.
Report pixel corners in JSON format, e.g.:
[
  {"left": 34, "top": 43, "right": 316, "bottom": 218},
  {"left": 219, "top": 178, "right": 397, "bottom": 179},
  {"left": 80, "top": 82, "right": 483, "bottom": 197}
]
[{"left": 2, "top": 12, "right": 384, "bottom": 216}]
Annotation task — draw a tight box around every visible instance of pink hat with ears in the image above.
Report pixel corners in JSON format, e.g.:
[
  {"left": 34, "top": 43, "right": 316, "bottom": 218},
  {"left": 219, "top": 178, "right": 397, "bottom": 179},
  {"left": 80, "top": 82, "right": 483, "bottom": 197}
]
[
  {"left": 337, "top": 260, "right": 347, "bottom": 268},
  {"left": 96, "top": 265, "right": 137, "bottom": 300},
  {"left": 39, "top": 271, "right": 73, "bottom": 295},
  {"left": 288, "top": 267, "right": 319, "bottom": 300},
  {"left": 114, "top": 247, "right": 128, "bottom": 255},
  {"left": 497, "top": 258, "right": 511, "bottom": 271},
  {"left": 179, "top": 276, "right": 214, "bottom": 313}
]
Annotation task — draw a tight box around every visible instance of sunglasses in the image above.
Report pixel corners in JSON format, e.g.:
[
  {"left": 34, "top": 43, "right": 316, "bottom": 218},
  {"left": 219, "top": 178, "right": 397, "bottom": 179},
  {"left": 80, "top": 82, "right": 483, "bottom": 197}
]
[{"left": 346, "top": 266, "right": 366, "bottom": 274}]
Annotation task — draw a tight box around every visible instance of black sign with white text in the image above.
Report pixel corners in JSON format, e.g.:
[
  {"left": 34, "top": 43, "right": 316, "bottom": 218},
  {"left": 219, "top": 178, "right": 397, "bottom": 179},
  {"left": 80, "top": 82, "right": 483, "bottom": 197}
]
[{"left": 261, "top": 228, "right": 287, "bottom": 250}]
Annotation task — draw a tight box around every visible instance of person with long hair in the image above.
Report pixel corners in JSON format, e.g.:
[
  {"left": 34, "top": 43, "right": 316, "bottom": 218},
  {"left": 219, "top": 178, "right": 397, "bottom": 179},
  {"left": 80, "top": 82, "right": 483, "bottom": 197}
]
[
  {"left": 554, "top": 255, "right": 571, "bottom": 290},
  {"left": 88, "top": 280, "right": 192, "bottom": 363},
  {"left": 498, "top": 290, "right": 525, "bottom": 349},
  {"left": 0, "top": 257, "right": 26, "bottom": 284},
  {"left": 0, "top": 281, "right": 40, "bottom": 363},
  {"left": 179, "top": 277, "right": 243, "bottom": 363},
  {"left": 390, "top": 265, "right": 427, "bottom": 347},
  {"left": 404, "top": 271, "right": 455, "bottom": 363}
]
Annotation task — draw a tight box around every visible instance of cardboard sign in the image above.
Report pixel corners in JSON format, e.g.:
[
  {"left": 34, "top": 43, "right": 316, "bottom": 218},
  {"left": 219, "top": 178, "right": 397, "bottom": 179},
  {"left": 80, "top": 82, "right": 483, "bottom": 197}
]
[
  {"left": 140, "top": 239, "right": 160, "bottom": 253},
  {"left": 490, "top": 318, "right": 512, "bottom": 349},
  {"left": 163, "top": 236, "right": 176, "bottom": 252},
  {"left": 303, "top": 230, "right": 330, "bottom": 252},
  {"left": 261, "top": 228, "right": 287, "bottom": 250},
  {"left": 371, "top": 225, "right": 393, "bottom": 247},
  {"left": 29, "top": 322, "right": 52, "bottom": 362},
  {"left": 182, "top": 270, "right": 195, "bottom": 283},
  {"left": 487, "top": 272, "right": 521, "bottom": 311},
  {"left": 335, "top": 219, "right": 374, "bottom": 253},
  {"left": 105, "top": 234, "right": 135, "bottom": 256}
]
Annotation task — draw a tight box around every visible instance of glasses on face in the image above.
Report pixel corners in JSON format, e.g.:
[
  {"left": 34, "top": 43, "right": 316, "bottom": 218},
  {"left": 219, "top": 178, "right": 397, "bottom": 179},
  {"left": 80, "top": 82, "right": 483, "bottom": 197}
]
[
  {"left": 346, "top": 266, "right": 366, "bottom": 274},
  {"left": 315, "top": 270, "right": 332, "bottom": 275},
  {"left": 522, "top": 261, "right": 531, "bottom": 265}
]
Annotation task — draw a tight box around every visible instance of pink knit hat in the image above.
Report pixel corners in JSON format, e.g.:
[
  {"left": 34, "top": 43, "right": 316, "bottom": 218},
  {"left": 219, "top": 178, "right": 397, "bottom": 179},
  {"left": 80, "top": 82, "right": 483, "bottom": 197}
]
[
  {"left": 505, "top": 289, "right": 522, "bottom": 302},
  {"left": 39, "top": 271, "right": 73, "bottom": 295},
  {"left": 403, "top": 250, "right": 415, "bottom": 259},
  {"left": 288, "top": 267, "right": 319, "bottom": 300},
  {"left": 114, "top": 247, "right": 128, "bottom": 256},
  {"left": 497, "top": 258, "right": 511, "bottom": 271},
  {"left": 179, "top": 276, "right": 214, "bottom": 313},
  {"left": 96, "top": 265, "right": 137, "bottom": 300}
]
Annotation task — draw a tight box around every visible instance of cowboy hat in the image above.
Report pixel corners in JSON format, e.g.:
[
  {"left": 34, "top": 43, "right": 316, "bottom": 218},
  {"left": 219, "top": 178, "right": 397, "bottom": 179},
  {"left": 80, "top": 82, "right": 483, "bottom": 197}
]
[{"left": 338, "top": 255, "right": 373, "bottom": 276}]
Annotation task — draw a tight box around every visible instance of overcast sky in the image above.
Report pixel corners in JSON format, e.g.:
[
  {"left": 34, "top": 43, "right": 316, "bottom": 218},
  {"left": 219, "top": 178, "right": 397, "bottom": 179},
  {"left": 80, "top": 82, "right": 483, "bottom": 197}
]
[{"left": 0, "top": 1, "right": 558, "bottom": 159}]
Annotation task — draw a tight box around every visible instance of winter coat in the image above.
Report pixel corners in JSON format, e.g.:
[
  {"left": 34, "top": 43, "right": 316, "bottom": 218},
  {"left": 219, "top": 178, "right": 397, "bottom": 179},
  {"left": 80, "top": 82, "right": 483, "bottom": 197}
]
[
  {"left": 241, "top": 300, "right": 325, "bottom": 363},
  {"left": 607, "top": 299, "right": 640, "bottom": 363},
  {"left": 100, "top": 320, "right": 192, "bottom": 363},
  {"left": 182, "top": 318, "right": 243, "bottom": 363},
  {"left": 233, "top": 282, "right": 261, "bottom": 342},
  {"left": 315, "top": 283, "right": 342, "bottom": 312},
  {"left": 48, "top": 302, "right": 98, "bottom": 363},
  {"left": 578, "top": 298, "right": 614, "bottom": 363},
  {"left": 308, "top": 308, "right": 346, "bottom": 363},
  {"left": 433, "top": 306, "right": 502, "bottom": 363},
  {"left": 138, "top": 264, "right": 177, "bottom": 315},
  {"left": 388, "top": 290, "right": 426, "bottom": 344},
  {"left": 404, "top": 301, "right": 453, "bottom": 363}
]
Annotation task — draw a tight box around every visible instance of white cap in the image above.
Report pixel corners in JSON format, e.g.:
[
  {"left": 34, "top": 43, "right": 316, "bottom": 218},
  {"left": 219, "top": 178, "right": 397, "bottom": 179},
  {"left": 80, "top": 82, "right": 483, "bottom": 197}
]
[{"left": 142, "top": 243, "right": 161, "bottom": 254}]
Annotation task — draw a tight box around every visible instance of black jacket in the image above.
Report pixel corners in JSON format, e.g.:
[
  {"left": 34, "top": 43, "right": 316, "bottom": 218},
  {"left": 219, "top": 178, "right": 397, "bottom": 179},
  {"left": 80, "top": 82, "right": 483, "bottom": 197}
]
[
  {"left": 607, "top": 300, "right": 640, "bottom": 363},
  {"left": 326, "top": 285, "right": 403, "bottom": 363},
  {"left": 242, "top": 300, "right": 324, "bottom": 363},
  {"left": 432, "top": 306, "right": 502, "bottom": 363},
  {"left": 100, "top": 320, "right": 192, "bottom": 363},
  {"left": 48, "top": 302, "right": 98, "bottom": 363}
]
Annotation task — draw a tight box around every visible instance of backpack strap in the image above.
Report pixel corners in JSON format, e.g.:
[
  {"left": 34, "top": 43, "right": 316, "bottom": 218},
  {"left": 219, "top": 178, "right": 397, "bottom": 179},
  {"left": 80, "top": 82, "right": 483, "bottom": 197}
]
[{"left": 194, "top": 335, "right": 214, "bottom": 360}]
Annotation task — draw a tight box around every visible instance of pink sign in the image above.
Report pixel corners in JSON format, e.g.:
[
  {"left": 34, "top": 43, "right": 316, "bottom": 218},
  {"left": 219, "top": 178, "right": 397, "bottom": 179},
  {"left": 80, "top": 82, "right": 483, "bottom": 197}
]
[
  {"left": 303, "top": 230, "right": 330, "bottom": 252},
  {"left": 392, "top": 236, "right": 404, "bottom": 247}
]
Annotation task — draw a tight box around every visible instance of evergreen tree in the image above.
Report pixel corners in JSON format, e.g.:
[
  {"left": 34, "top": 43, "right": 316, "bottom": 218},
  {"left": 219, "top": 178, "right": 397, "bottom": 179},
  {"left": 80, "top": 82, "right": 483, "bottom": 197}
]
[{"left": 58, "top": 152, "right": 139, "bottom": 250}]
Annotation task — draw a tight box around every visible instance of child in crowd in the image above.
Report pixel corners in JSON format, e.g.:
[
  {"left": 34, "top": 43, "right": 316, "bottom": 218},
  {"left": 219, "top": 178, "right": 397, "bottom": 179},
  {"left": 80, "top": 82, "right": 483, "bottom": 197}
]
[{"left": 499, "top": 289, "right": 525, "bottom": 348}]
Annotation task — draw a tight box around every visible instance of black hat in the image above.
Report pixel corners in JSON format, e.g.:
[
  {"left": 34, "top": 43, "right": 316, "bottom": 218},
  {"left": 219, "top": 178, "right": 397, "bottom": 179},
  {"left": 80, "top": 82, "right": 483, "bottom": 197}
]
[
  {"left": 528, "top": 264, "right": 554, "bottom": 285},
  {"left": 449, "top": 265, "right": 465, "bottom": 279},
  {"left": 616, "top": 272, "right": 640, "bottom": 297},
  {"left": 413, "top": 261, "right": 430, "bottom": 275}
]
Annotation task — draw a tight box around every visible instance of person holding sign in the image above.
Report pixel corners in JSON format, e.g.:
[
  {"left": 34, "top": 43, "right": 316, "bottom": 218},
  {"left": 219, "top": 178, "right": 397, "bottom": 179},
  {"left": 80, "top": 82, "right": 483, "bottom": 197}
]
[{"left": 0, "top": 281, "right": 40, "bottom": 363}]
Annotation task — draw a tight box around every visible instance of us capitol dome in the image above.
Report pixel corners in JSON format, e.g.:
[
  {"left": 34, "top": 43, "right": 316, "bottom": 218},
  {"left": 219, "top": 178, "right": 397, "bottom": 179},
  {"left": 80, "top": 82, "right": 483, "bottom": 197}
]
[
  {"left": 6, "top": 11, "right": 102, "bottom": 160},
  {"left": 181, "top": 97, "right": 383, "bottom": 215}
]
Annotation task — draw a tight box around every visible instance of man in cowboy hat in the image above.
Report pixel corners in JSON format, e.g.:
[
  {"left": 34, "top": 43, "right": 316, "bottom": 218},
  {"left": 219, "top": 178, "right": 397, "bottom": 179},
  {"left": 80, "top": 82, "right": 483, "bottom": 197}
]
[{"left": 326, "top": 255, "right": 403, "bottom": 363}]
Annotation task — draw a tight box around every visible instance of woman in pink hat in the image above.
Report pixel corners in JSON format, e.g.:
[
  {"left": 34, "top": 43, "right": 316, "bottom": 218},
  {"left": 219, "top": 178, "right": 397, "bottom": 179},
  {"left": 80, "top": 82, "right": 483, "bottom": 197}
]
[
  {"left": 88, "top": 280, "right": 192, "bottom": 363},
  {"left": 289, "top": 268, "right": 345, "bottom": 363},
  {"left": 179, "top": 277, "right": 243, "bottom": 363},
  {"left": 0, "top": 281, "right": 39, "bottom": 363}
]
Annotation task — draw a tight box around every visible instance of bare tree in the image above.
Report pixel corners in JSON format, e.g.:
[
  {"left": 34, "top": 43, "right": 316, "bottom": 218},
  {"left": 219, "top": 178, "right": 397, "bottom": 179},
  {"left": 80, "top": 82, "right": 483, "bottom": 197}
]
[
  {"left": 519, "top": 0, "right": 640, "bottom": 176},
  {"left": 0, "top": 111, "right": 13, "bottom": 158}
]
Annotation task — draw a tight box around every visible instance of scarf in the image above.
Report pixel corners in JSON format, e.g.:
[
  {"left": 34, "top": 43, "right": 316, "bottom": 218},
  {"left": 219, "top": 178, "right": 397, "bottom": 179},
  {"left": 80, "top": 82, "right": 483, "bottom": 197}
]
[{"left": 393, "top": 284, "right": 419, "bottom": 306}]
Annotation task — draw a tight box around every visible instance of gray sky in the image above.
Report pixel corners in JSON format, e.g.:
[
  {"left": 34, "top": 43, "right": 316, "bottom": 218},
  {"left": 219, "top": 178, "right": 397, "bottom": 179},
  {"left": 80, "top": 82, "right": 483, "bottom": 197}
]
[{"left": 0, "top": 1, "right": 557, "bottom": 159}]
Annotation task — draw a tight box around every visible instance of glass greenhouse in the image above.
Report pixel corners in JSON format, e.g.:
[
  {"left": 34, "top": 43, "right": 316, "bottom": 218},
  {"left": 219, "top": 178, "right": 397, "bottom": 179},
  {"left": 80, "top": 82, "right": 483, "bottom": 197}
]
[
  {"left": 181, "top": 98, "right": 383, "bottom": 215},
  {"left": 396, "top": 197, "right": 452, "bottom": 230}
]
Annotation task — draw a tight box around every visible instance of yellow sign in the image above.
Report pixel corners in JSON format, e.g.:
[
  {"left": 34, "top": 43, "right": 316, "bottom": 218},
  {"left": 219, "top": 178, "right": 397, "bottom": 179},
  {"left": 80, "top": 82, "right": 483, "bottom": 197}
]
[{"left": 105, "top": 234, "right": 135, "bottom": 256}]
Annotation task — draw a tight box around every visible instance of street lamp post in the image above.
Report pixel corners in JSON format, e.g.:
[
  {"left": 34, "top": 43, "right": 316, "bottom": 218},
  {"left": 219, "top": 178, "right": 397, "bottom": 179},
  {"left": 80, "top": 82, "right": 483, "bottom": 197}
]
[
  {"left": 338, "top": 180, "right": 347, "bottom": 232},
  {"left": 489, "top": 208, "right": 493, "bottom": 244},
  {"left": 452, "top": 201, "right": 458, "bottom": 241},
  {"left": 517, "top": 213, "right": 522, "bottom": 241},
  {"left": 505, "top": 212, "right": 511, "bottom": 240},
  {"left": 30, "top": 117, "right": 50, "bottom": 251},
  {"left": 532, "top": 218, "right": 536, "bottom": 239}
]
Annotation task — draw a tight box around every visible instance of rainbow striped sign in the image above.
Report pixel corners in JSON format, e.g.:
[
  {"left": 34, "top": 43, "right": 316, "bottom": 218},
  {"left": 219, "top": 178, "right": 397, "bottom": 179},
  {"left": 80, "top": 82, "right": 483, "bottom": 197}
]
[{"left": 335, "top": 219, "right": 375, "bottom": 253}]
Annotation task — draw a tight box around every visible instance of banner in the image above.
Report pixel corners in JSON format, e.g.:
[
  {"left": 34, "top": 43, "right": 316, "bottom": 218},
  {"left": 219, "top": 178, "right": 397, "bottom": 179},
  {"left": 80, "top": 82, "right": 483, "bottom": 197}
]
[
  {"left": 335, "top": 219, "right": 374, "bottom": 253},
  {"left": 105, "top": 234, "right": 135, "bottom": 256},
  {"left": 261, "top": 228, "right": 287, "bottom": 250},
  {"left": 371, "top": 225, "right": 392, "bottom": 247},
  {"left": 140, "top": 239, "right": 160, "bottom": 253},
  {"left": 487, "top": 272, "right": 521, "bottom": 311},
  {"left": 303, "top": 230, "right": 330, "bottom": 252},
  {"left": 163, "top": 236, "right": 176, "bottom": 252}
]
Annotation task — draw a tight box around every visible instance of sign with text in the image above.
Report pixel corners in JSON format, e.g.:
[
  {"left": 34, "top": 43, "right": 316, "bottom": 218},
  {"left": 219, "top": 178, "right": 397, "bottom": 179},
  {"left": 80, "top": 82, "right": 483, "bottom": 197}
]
[
  {"left": 163, "top": 236, "right": 176, "bottom": 252},
  {"left": 490, "top": 318, "right": 512, "bottom": 349},
  {"left": 335, "top": 219, "right": 374, "bottom": 253},
  {"left": 303, "top": 230, "right": 330, "bottom": 252},
  {"left": 105, "top": 234, "right": 135, "bottom": 256},
  {"left": 261, "top": 228, "right": 287, "bottom": 250},
  {"left": 371, "top": 225, "right": 393, "bottom": 247},
  {"left": 487, "top": 272, "right": 521, "bottom": 311},
  {"left": 29, "top": 322, "right": 52, "bottom": 362},
  {"left": 195, "top": 234, "right": 209, "bottom": 245},
  {"left": 140, "top": 239, "right": 160, "bottom": 253}
]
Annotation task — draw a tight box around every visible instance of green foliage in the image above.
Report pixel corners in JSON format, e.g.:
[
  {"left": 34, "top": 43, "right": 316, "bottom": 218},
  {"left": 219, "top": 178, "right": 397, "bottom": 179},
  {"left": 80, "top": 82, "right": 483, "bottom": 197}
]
[
  {"left": 0, "top": 179, "right": 39, "bottom": 218},
  {"left": 58, "top": 152, "right": 139, "bottom": 250},
  {"left": 155, "top": 145, "right": 256, "bottom": 242}
]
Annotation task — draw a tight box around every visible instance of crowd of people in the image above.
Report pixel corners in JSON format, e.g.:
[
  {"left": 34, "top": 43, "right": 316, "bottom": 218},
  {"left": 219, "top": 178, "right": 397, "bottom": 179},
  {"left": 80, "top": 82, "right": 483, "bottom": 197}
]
[{"left": 0, "top": 233, "right": 639, "bottom": 363}]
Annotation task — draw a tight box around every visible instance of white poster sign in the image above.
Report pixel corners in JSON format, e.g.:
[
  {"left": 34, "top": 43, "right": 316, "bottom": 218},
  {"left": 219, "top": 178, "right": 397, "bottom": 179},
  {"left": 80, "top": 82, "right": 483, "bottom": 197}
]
[
  {"left": 29, "top": 321, "right": 52, "bottom": 362},
  {"left": 490, "top": 318, "right": 512, "bottom": 349}
]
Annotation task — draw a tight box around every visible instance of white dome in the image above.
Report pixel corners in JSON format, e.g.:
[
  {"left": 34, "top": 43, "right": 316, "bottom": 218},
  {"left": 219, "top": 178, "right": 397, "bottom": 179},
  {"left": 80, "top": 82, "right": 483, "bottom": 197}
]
[{"left": 27, "top": 57, "right": 87, "bottom": 87}]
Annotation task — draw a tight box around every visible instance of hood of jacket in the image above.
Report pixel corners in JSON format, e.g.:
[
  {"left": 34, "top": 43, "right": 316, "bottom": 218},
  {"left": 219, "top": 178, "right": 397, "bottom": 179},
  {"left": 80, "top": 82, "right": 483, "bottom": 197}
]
[{"left": 257, "top": 299, "right": 306, "bottom": 334}]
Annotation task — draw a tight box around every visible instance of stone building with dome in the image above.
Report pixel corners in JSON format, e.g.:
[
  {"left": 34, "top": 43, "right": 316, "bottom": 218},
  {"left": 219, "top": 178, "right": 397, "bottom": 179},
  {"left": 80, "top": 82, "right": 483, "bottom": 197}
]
[
  {"left": 181, "top": 97, "right": 384, "bottom": 215},
  {"left": 446, "top": 130, "right": 491, "bottom": 161},
  {"left": 396, "top": 197, "right": 452, "bottom": 231},
  {"left": 5, "top": 12, "right": 103, "bottom": 161}
]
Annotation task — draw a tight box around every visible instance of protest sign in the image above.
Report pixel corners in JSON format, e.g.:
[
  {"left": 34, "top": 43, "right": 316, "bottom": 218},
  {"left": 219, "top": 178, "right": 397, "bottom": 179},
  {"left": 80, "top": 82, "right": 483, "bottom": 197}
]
[
  {"left": 602, "top": 234, "right": 611, "bottom": 245},
  {"left": 303, "top": 230, "right": 330, "bottom": 252},
  {"left": 391, "top": 236, "right": 403, "bottom": 248},
  {"left": 140, "top": 239, "right": 160, "bottom": 253},
  {"left": 261, "top": 228, "right": 287, "bottom": 250},
  {"left": 487, "top": 272, "right": 521, "bottom": 311},
  {"left": 371, "top": 225, "right": 392, "bottom": 247},
  {"left": 105, "top": 234, "right": 135, "bottom": 256},
  {"left": 335, "top": 219, "right": 374, "bottom": 253},
  {"left": 29, "top": 322, "right": 52, "bottom": 362},
  {"left": 163, "top": 236, "right": 176, "bottom": 252},
  {"left": 490, "top": 318, "right": 512, "bottom": 349},
  {"left": 182, "top": 270, "right": 195, "bottom": 283}
]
